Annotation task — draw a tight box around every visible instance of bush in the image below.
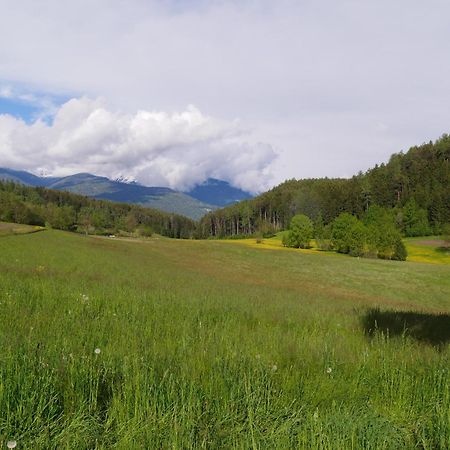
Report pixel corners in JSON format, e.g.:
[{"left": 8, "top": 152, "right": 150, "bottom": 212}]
[
  {"left": 283, "top": 214, "right": 313, "bottom": 249},
  {"left": 137, "top": 225, "right": 153, "bottom": 237},
  {"left": 331, "top": 213, "right": 359, "bottom": 254},
  {"left": 348, "top": 221, "right": 368, "bottom": 257}
]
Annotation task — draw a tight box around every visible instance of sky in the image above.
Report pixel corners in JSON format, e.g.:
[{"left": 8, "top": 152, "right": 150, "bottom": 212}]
[{"left": 1, "top": 0, "right": 449, "bottom": 192}]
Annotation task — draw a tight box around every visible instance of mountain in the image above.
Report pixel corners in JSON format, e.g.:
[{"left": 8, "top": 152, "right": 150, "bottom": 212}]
[
  {"left": 186, "top": 178, "right": 252, "bottom": 207},
  {"left": 0, "top": 169, "right": 215, "bottom": 220},
  {"left": 0, "top": 167, "right": 59, "bottom": 187}
]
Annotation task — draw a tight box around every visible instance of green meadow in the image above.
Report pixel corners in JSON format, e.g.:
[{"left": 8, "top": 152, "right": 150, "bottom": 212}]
[{"left": 0, "top": 229, "right": 449, "bottom": 449}]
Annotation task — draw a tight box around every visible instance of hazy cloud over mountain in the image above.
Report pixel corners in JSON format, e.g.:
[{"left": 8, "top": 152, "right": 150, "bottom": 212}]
[
  {"left": 0, "top": 97, "right": 275, "bottom": 192},
  {"left": 1, "top": 0, "right": 450, "bottom": 188}
]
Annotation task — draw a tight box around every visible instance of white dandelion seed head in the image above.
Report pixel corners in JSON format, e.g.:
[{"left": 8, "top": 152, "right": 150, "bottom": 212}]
[
  {"left": 94, "top": 348, "right": 101, "bottom": 355},
  {"left": 326, "top": 367, "right": 332, "bottom": 374},
  {"left": 7, "top": 441, "right": 17, "bottom": 449}
]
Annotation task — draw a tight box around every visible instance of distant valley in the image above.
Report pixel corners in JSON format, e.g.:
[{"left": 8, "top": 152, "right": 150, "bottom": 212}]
[{"left": 0, "top": 168, "right": 252, "bottom": 220}]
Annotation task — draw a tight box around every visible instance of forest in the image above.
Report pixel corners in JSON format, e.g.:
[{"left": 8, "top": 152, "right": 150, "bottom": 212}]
[
  {"left": 198, "top": 135, "right": 450, "bottom": 239},
  {"left": 0, "top": 180, "right": 196, "bottom": 238}
]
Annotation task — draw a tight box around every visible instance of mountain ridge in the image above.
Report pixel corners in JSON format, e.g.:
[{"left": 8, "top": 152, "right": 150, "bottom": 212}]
[{"left": 0, "top": 168, "right": 253, "bottom": 220}]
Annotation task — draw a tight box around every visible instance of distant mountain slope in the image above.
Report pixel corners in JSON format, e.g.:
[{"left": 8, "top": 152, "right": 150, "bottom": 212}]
[
  {"left": 186, "top": 178, "right": 252, "bottom": 207},
  {"left": 0, "top": 169, "right": 215, "bottom": 220},
  {"left": 0, "top": 167, "right": 60, "bottom": 187}
]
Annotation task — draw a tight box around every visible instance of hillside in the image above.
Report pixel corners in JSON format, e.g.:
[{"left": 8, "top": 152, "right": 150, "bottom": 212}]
[
  {"left": 0, "top": 229, "right": 448, "bottom": 447},
  {"left": 0, "top": 169, "right": 215, "bottom": 220},
  {"left": 0, "top": 179, "right": 196, "bottom": 238},
  {"left": 199, "top": 135, "right": 450, "bottom": 237}
]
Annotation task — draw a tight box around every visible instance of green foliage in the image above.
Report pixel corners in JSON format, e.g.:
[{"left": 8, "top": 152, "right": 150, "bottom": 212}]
[
  {"left": 392, "top": 237, "right": 408, "bottom": 261},
  {"left": 347, "top": 220, "right": 368, "bottom": 257},
  {"left": 283, "top": 214, "right": 313, "bottom": 248},
  {"left": 402, "top": 198, "right": 432, "bottom": 237},
  {"left": 201, "top": 135, "right": 450, "bottom": 238},
  {"left": 137, "top": 224, "right": 153, "bottom": 237},
  {"left": 0, "top": 180, "right": 196, "bottom": 238},
  {"left": 331, "top": 213, "right": 360, "bottom": 254},
  {"left": 331, "top": 210, "right": 408, "bottom": 261},
  {"left": 441, "top": 223, "right": 450, "bottom": 248}
]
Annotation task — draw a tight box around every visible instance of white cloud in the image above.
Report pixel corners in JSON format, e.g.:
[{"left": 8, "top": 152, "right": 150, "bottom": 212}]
[
  {"left": 1, "top": 0, "right": 450, "bottom": 184},
  {"left": 0, "top": 97, "right": 276, "bottom": 192}
]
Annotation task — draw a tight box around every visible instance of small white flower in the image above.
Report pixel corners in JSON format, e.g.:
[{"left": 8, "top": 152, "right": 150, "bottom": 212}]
[
  {"left": 271, "top": 364, "right": 278, "bottom": 372},
  {"left": 7, "top": 441, "right": 17, "bottom": 449},
  {"left": 326, "top": 367, "right": 332, "bottom": 374},
  {"left": 94, "top": 348, "right": 101, "bottom": 355}
]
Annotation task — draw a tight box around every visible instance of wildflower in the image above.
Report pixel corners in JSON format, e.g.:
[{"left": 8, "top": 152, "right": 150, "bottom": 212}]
[
  {"left": 94, "top": 348, "right": 101, "bottom": 355},
  {"left": 7, "top": 440, "right": 17, "bottom": 449},
  {"left": 271, "top": 364, "right": 278, "bottom": 372},
  {"left": 80, "top": 294, "right": 89, "bottom": 303},
  {"left": 326, "top": 367, "right": 332, "bottom": 374}
]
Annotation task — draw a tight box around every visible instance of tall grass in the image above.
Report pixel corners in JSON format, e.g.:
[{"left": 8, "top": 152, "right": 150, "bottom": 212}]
[{"left": 0, "top": 231, "right": 448, "bottom": 448}]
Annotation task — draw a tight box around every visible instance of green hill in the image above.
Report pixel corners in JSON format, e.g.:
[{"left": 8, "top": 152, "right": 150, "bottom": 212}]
[
  {"left": 0, "top": 229, "right": 449, "bottom": 447},
  {"left": 200, "top": 135, "right": 450, "bottom": 237},
  {"left": 0, "top": 169, "right": 215, "bottom": 220}
]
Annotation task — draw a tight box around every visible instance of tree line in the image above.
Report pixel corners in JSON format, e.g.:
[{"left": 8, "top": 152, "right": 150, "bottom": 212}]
[
  {"left": 0, "top": 180, "right": 196, "bottom": 238},
  {"left": 198, "top": 134, "right": 450, "bottom": 239}
]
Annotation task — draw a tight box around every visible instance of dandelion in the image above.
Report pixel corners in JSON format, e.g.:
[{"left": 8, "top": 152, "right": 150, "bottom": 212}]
[
  {"left": 94, "top": 348, "right": 101, "bottom": 355},
  {"left": 271, "top": 364, "right": 278, "bottom": 372},
  {"left": 7, "top": 441, "right": 17, "bottom": 449},
  {"left": 326, "top": 367, "right": 332, "bottom": 374}
]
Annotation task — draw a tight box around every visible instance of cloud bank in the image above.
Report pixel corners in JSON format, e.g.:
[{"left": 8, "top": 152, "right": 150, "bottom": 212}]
[
  {"left": 1, "top": 0, "right": 450, "bottom": 185},
  {"left": 0, "top": 97, "right": 276, "bottom": 192}
]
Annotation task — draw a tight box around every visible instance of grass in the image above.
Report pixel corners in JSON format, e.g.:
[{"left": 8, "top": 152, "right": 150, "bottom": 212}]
[
  {"left": 221, "top": 233, "right": 450, "bottom": 265},
  {"left": 0, "top": 222, "right": 45, "bottom": 237},
  {"left": 404, "top": 237, "right": 450, "bottom": 265},
  {"left": 0, "top": 230, "right": 449, "bottom": 448}
]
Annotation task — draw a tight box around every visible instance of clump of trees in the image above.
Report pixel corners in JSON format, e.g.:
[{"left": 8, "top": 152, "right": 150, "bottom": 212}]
[
  {"left": 327, "top": 208, "right": 407, "bottom": 260},
  {"left": 0, "top": 180, "right": 196, "bottom": 238}
]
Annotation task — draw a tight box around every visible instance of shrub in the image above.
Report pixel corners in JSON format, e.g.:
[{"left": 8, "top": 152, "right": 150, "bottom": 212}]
[
  {"left": 331, "top": 213, "right": 359, "bottom": 254},
  {"left": 283, "top": 214, "right": 313, "bottom": 249}
]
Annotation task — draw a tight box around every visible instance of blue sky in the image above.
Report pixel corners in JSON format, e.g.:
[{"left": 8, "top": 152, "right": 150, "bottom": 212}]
[
  {"left": 0, "top": 84, "right": 69, "bottom": 124},
  {"left": 0, "top": 97, "right": 40, "bottom": 123},
  {"left": 1, "top": 0, "right": 450, "bottom": 190}
]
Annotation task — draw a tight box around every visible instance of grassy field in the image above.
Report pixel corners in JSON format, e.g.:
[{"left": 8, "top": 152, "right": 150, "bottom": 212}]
[
  {"left": 220, "top": 233, "right": 450, "bottom": 265},
  {"left": 0, "top": 222, "right": 44, "bottom": 237},
  {"left": 0, "top": 230, "right": 449, "bottom": 449}
]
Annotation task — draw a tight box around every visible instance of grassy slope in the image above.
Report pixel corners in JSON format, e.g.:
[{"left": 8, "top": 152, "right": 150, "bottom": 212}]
[{"left": 0, "top": 231, "right": 449, "bottom": 448}]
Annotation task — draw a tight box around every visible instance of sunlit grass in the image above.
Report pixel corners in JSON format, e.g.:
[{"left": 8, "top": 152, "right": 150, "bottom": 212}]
[
  {"left": 0, "top": 222, "right": 44, "bottom": 236},
  {"left": 221, "top": 233, "right": 450, "bottom": 265},
  {"left": 0, "top": 230, "right": 449, "bottom": 448},
  {"left": 404, "top": 237, "right": 450, "bottom": 265}
]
